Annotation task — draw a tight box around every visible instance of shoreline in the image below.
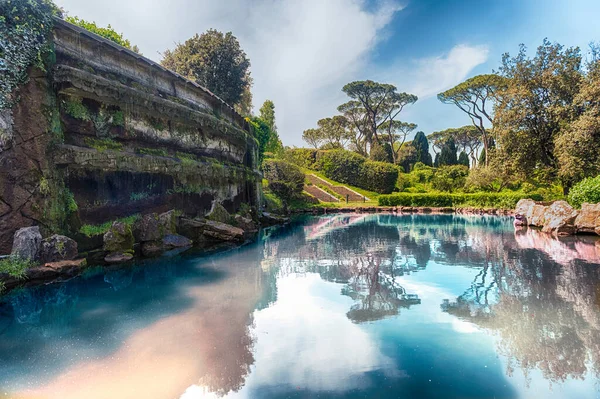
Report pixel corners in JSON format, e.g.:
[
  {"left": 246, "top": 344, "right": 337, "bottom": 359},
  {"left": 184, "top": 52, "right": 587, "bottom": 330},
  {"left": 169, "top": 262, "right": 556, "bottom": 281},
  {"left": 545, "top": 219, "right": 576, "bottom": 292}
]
[{"left": 291, "top": 206, "right": 515, "bottom": 216}]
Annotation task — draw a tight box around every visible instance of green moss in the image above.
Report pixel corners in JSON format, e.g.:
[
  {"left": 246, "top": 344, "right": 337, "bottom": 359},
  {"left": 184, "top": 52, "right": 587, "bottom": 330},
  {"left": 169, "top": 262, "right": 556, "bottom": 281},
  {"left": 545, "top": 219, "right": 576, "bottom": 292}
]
[
  {"left": 138, "top": 147, "right": 168, "bottom": 157},
  {"left": 148, "top": 117, "right": 167, "bottom": 131},
  {"left": 39, "top": 177, "right": 50, "bottom": 196},
  {"left": 0, "top": 256, "right": 34, "bottom": 279},
  {"left": 112, "top": 110, "right": 125, "bottom": 127},
  {"left": 63, "top": 97, "right": 91, "bottom": 121},
  {"left": 130, "top": 192, "right": 149, "bottom": 201},
  {"left": 80, "top": 214, "right": 140, "bottom": 237},
  {"left": 84, "top": 137, "right": 123, "bottom": 152},
  {"left": 175, "top": 152, "right": 197, "bottom": 165}
]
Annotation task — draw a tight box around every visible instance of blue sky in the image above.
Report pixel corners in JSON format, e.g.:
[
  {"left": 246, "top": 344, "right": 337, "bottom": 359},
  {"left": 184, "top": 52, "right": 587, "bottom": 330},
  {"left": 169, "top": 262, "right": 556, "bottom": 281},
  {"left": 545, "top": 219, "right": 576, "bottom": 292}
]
[{"left": 55, "top": 0, "right": 600, "bottom": 147}]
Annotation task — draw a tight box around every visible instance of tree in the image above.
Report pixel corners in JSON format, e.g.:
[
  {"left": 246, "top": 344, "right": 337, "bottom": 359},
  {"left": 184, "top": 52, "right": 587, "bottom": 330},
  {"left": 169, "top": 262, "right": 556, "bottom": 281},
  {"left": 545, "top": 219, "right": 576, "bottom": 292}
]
[
  {"left": 438, "top": 74, "right": 506, "bottom": 165},
  {"left": 161, "top": 30, "right": 251, "bottom": 106},
  {"left": 248, "top": 116, "right": 281, "bottom": 161},
  {"left": 259, "top": 100, "right": 277, "bottom": 133},
  {"left": 494, "top": 40, "right": 583, "bottom": 191},
  {"left": 438, "top": 137, "right": 458, "bottom": 166},
  {"left": 451, "top": 126, "right": 482, "bottom": 167},
  {"left": 65, "top": 16, "right": 140, "bottom": 53},
  {"left": 235, "top": 82, "right": 253, "bottom": 116},
  {"left": 397, "top": 143, "right": 417, "bottom": 172},
  {"left": 555, "top": 44, "right": 600, "bottom": 187},
  {"left": 458, "top": 151, "right": 470, "bottom": 167},
  {"left": 381, "top": 121, "right": 417, "bottom": 164},
  {"left": 302, "top": 128, "right": 323, "bottom": 149},
  {"left": 339, "top": 80, "right": 417, "bottom": 159},
  {"left": 411, "top": 131, "right": 433, "bottom": 166}
]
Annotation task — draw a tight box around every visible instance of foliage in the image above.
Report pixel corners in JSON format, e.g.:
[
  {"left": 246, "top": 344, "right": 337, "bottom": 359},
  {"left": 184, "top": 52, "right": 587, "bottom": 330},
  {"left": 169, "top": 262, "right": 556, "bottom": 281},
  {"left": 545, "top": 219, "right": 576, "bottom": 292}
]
[
  {"left": 84, "top": 137, "right": 123, "bottom": 152},
  {"left": 130, "top": 192, "right": 149, "bottom": 201},
  {"left": 396, "top": 143, "right": 417, "bottom": 172},
  {"left": 567, "top": 175, "right": 600, "bottom": 208},
  {"left": 62, "top": 97, "right": 91, "bottom": 120},
  {"left": 0, "top": 0, "right": 59, "bottom": 109},
  {"left": 369, "top": 141, "right": 393, "bottom": 163},
  {"left": 412, "top": 131, "right": 432, "bottom": 167},
  {"left": 259, "top": 100, "right": 277, "bottom": 132},
  {"left": 0, "top": 256, "right": 33, "bottom": 279},
  {"left": 138, "top": 148, "right": 168, "bottom": 157},
  {"left": 65, "top": 16, "right": 139, "bottom": 53},
  {"left": 303, "top": 115, "right": 354, "bottom": 150},
  {"left": 438, "top": 137, "right": 458, "bottom": 166},
  {"left": 438, "top": 74, "right": 506, "bottom": 165},
  {"left": 338, "top": 80, "right": 417, "bottom": 160},
  {"left": 379, "top": 192, "right": 543, "bottom": 209},
  {"left": 161, "top": 29, "right": 251, "bottom": 106},
  {"left": 283, "top": 148, "right": 318, "bottom": 169},
  {"left": 262, "top": 160, "right": 305, "bottom": 201},
  {"left": 458, "top": 151, "right": 470, "bottom": 167},
  {"left": 431, "top": 165, "right": 469, "bottom": 192},
  {"left": 248, "top": 116, "right": 282, "bottom": 162},
  {"left": 80, "top": 214, "right": 140, "bottom": 237},
  {"left": 495, "top": 39, "right": 582, "bottom": 187},
  {"left": 317, "top": 149, "right": 398, "bottom": 194}
]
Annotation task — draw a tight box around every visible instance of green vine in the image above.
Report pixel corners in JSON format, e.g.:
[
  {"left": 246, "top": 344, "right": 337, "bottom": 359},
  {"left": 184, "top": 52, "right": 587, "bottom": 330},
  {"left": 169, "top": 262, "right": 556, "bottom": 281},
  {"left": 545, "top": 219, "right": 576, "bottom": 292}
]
[{"left": 0, "top": 0, "right": 61, "bottom": 109}]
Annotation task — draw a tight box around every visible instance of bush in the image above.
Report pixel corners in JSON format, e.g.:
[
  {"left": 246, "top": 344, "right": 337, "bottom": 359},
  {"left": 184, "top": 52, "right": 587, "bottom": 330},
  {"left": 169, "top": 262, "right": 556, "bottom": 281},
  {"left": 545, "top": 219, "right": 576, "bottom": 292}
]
[
  {"left": 283, "top": 148, "right": 318, "bottom": 169},
  {"left": 262, "top": 160, "right": 305, "bottom": 201},
  {"left": 568, "top": 175, "right": 600, "bottom": 208},
  {"left": 317, "top": 149, "right": 398, "bottom": 194},
  {"left": 431, "top": 165, "right": 469, "bottom": 192},
  {"left": 0, "top": 256, "right": 33, "bottom": 279},
  {"left": 378, "top": 192, "right": 543, "bottom": 209}
]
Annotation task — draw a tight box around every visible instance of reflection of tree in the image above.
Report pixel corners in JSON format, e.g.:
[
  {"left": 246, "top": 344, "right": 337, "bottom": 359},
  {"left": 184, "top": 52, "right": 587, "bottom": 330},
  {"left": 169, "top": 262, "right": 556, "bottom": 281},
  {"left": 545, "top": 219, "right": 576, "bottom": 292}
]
[
  {"left": 442, "top": 245, "right": 600, "bottom": 384},
  {"left": 342, "top": 255, "right": 420, "bottom": 323}
]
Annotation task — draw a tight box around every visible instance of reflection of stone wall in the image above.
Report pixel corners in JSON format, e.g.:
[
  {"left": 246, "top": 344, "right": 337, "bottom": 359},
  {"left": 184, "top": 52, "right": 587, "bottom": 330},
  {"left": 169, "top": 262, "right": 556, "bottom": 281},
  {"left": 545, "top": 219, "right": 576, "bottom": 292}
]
[{"left": 0, "top": 19, "right": 260, "bottom": 253}]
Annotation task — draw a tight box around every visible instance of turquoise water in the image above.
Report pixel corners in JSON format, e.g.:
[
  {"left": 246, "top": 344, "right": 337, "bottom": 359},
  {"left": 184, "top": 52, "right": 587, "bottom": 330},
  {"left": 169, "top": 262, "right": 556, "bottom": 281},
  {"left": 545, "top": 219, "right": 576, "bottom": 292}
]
[{"left": 1, "top": 214, "right": 600, "bottom": 399}]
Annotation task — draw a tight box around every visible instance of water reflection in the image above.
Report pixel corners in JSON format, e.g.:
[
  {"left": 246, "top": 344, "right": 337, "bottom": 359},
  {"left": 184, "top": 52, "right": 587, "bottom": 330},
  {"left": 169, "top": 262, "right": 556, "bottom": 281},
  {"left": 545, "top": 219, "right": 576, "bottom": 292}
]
[{"left": 1, "top": 214, "right": 599, "bottom": 398}]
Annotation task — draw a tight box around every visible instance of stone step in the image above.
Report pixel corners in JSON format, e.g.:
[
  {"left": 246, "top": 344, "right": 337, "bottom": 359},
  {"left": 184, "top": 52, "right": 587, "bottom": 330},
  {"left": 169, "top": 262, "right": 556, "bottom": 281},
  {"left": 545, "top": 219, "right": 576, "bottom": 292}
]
[
  {"left": 307, "top": 174, "right": 369, "bottom": 202},
  {"left": 303, "top": 184, "right": 339, "bottom": 202}
]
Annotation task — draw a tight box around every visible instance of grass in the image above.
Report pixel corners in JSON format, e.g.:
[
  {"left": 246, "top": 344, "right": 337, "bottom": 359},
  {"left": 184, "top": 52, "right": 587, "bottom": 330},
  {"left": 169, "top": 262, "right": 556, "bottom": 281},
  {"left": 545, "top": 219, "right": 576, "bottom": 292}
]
[
  {"left": 85, "top": 137, "right": 123, "bottom": 152},
  {"left": 138, "top": 147, "right": 168, "bottom": 157},
  {"left": 0, "top": 256, "right": 34, "bottom": 279},
  {"left": 80, "top": 214, "right": 140, "bottom": 237}
]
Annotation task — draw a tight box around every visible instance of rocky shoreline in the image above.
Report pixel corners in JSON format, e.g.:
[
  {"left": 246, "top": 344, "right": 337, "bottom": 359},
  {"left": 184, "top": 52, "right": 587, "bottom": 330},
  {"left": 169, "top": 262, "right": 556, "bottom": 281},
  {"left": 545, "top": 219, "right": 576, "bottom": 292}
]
[
  {"left": 293, "top": 206, "right": 515, "bottom": 216},
  {"left": 515, "top": 199, "right": 600, "bottom": 236},
  {"left": 0, "top": 206, "right": 290, "bottom": 294}
]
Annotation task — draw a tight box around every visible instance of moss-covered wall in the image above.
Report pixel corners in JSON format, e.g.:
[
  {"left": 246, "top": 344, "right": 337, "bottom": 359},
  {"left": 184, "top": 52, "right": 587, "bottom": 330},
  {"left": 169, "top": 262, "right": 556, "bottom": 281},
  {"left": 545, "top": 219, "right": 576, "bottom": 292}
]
[{"left": 0, "top": 19, "right": 260, "bottom": 253}]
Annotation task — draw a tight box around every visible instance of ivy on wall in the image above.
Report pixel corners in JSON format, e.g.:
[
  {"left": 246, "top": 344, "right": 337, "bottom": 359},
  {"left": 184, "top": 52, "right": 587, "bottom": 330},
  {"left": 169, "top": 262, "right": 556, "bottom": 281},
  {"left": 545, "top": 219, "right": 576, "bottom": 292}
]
[{"left": 0, "top": 0, "right": 60, "bottom": 109}]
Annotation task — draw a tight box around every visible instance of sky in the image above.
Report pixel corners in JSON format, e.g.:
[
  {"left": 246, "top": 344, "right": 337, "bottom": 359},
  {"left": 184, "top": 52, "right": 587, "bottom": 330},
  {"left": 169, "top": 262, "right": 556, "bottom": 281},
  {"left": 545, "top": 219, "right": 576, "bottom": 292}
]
[{"left": 54, "top": 0, "right": 600, "bottom": 147}]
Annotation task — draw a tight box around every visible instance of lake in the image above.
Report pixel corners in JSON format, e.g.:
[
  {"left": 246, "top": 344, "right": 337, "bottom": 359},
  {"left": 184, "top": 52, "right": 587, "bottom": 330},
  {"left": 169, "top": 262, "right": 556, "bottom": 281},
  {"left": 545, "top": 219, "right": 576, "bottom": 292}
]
[{"left": 1, "top": 214, "right": 600, "bottom": 399}]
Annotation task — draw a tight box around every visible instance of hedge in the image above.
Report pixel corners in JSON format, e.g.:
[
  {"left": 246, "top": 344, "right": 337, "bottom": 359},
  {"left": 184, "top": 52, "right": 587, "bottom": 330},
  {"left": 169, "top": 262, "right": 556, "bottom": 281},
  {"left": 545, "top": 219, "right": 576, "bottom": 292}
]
[
  {"left": 262, "top": 159, "right": 305, "bottom": 201},
  {"left": 283, "top": 148, "right": 318, "bottom": 169},
  {"left": 378, "top": 192, "right": 544, "bottom": 209},
  {"left": 568, "top": 175, "right": 600, "bottom": 208},
  {"left": 317, "top": 149, "right": 398, "bottom": 194}
]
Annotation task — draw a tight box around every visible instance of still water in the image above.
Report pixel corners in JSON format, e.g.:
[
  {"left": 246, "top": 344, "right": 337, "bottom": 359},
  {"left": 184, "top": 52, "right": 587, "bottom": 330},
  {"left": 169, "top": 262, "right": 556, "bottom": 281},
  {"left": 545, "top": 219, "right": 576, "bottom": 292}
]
[{"left": 1, "top": 214, "right": 600, "bottom": 399}]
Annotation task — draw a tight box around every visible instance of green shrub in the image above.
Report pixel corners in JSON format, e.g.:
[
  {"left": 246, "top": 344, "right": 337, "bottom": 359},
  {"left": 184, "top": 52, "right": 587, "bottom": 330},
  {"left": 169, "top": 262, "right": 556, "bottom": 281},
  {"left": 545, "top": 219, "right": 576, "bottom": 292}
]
[
  {"left": 378, "top": 192, "right": 543, "bottom": 209},
  {"left": 80, "top": 214, "right": 140, "bottom": 237},
  {"left": 283, "top": 148, "right": 318, "bottom": 169},
  {"left": 568, "top": 175, "right": 600, "bottom": 208},
  {"left": 0, "top": 256, "right": 33, "bottom": 279},
  {"left": 317, "top": 149, "right": 398, "bottom": 194},
  {"left": 138, "top": 148, "right": 168, "bottom": 157},
  {"left": 431, "top": 165, "right": 469, "bottom": 192},
  {"left": 262, "top": 159, "right": 305, "bottom": 201},
  {"left": 85, "top": 137, "right": 123, "bottom": 152}
]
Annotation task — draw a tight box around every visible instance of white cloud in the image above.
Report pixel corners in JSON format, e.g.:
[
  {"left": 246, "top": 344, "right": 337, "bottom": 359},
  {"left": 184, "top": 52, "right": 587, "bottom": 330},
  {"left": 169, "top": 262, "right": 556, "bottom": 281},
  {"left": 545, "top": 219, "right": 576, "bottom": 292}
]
[{"left": 405, "top": 44, "right": 490, "bottom": 99}]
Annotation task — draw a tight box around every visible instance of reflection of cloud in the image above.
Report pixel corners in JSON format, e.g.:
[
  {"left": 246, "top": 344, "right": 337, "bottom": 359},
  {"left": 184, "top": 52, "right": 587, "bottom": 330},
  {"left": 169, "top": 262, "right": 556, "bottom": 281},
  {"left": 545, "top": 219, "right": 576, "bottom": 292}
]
[{"left": 245, "top": 273, "right": 398, "bottom": 392}]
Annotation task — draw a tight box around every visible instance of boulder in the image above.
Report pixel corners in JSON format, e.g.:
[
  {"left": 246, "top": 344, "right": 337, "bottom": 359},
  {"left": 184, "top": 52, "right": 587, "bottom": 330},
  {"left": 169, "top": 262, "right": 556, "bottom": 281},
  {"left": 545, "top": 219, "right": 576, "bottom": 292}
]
[
  {"left": 162, "top": 234, "right": 192, "bottom": 249},
  {"left": 141, "top": 241, "right": 164, "bottom": 257},
  {"left": 259, "top": 212, "right": 289, "bottom": 226},
  {"left": 103, "top": 222, "right": 134, "bottom": 253},
  {"left": 104, "top": 252, "right": 134, "bottom": 264},
  {"left": 235, "top": 215, "right": 258, "bottom": 234},
  {"left": 203, "top": 221, "right": 244, "bottom": 242},
  {"left": 541, "top": 200, "right": 579, "bottom": 236},
  {"left": 530, "top": 203, "right": 548, "bottom": 227},
  {"left": 575, "top": 203, "right": 600, "bottom": 234},
  {"left": 514, "top": 214, "right": 527, "bottom": 227},
  {"left": 178, "top": 217, "right": 207, "bottom": 243},
  {"left": 39, "top": 235, "right": 78, "bottom": 263},
  {"left": 11, "top": 226, "right": 42, "bottom": 261},
  {"left": 133, "top": 213, "right": 161, "bottom": 242},
  {"left": 515, "top": 199, "right": 547, "bottom": 227},
  {"left": 158, "top": 210, "right": 177, "bottom": 235},
  {"left": 207, "top": 202, "right": 231, "bottom": 224}
]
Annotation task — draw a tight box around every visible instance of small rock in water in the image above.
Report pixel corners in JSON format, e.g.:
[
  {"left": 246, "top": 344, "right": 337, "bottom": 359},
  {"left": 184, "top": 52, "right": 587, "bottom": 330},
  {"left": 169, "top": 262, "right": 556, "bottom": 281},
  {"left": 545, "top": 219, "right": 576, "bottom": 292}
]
[{"left": 104, "top": 252, "right": 134, "bottom": 264}]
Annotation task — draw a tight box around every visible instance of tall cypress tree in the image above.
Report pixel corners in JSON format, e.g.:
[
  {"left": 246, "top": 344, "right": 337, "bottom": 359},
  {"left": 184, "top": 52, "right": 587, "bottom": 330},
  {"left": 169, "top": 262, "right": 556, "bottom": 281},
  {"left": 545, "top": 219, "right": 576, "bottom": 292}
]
[
  {"left": 438, "top": 137, "right": 458, "bottom": 166},
  {"left": 412, "top": 131, "right": 433, "bottom": 166}
]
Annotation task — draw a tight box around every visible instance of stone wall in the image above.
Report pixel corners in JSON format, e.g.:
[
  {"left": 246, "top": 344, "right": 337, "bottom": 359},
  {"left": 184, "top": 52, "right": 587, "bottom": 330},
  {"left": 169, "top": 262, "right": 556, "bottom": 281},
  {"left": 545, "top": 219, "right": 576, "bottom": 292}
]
[{"left": 0, "top": 19, "right": 260, "bottom": 253}]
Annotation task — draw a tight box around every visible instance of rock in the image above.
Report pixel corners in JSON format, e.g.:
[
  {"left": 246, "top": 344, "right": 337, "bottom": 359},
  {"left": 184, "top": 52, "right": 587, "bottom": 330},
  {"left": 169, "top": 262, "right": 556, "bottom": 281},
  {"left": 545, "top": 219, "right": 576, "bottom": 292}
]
[
  {"left": 514, "top": 214, "right": 527, "bottom": 227},
  {"left": 103, "top": 222, "right": 134, "bottom": 253},
  {"left": 207, "top": 202, "right": 231, "bottom": 224},
  {"left": 515, "top": 199, "right": 548, "bottom": 227},
  {"left": 575, "top": 203, "right": 600, "bottom": 234},
  {"left": 203, "top": 221, "right": 245, "bottom": 242},
  {"left": 133, "top": 213, "right": 161, "bottom": 242},
  {"left": 39, "top": 235, "right": 78, "bottom": 263},
  {"left": 104, "top": 252, "right": 134, "bottom": 264},
  {"left": 11, "top": 226, "right": 42, "bottom": 261},
  {"left": 541, "top": 200, "right": 579, "bottom": 236},
  {"left": 234, "top": 215, "right": 257, "bottom": 234},
  {"left": 162, "top": 234, "right": 192, "bottom": 249},
  {"left": 259, "top": 212, "right": 289, "bottom": 226},
  {"left": 158, "top": 210, "right": 177, "bottom": 235},
  {"left": 141, "top": 241, "right": 164, "bottom": 257},
  {"left": 178, "top": 217, "right": 207, "bottom": 243}
]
